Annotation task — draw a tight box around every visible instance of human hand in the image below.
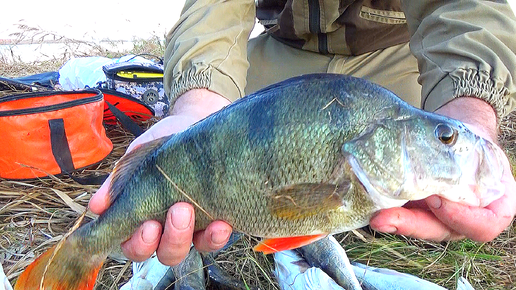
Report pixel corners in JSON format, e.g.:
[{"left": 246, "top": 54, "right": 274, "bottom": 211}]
[
  {"left": 370, "top": 97, "right": 516, "bottom": 242},
  {"left": 89, "top": 89, "right": 233, "bottom": 265}
]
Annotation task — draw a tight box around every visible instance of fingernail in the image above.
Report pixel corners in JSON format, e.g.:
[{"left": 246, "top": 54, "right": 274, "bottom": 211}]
[
  {"left": 211, "top": 230, "right": 230, "bottom": 245},
  {"left": 171, "top": 205, "right": 192, "bottom": 230},
  {"left": 427, "top": 196, "right": 442, "bottom": 209},
  {"left": 375, "top": 226, "right": 398, "bottom": 234},
  {"left": 142, "top": 223, "right": 160, "bottom": 244}
]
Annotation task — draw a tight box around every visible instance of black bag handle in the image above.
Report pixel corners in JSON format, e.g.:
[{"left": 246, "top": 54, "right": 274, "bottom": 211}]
[
  {"left": 46, "top": 93, "right": 146, "bottom": 184},
  {"left": 105, "top": 101, "right": 145, "bottom": 137},
  {"left": 49, "top": 118, "right": 109, "bottom": 185}
]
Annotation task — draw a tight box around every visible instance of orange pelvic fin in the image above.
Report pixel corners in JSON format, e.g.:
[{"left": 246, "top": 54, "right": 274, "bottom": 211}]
[
  {"left": 253, "top": 234, "right": 327, "bottom": 254},
  {"left": 15, "top": 239, "right": 105, "bottom": 290}
]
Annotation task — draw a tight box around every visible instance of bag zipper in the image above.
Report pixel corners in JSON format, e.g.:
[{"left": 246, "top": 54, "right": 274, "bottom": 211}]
[
  {"left": 116, "top": 71, "right": 164, "bottom": 80},
  {"left": 308, "top": 0, "right": 329, "bottom": 54},
  {"left": 0, "top": 89, "right": 103, "bottom": 117}
]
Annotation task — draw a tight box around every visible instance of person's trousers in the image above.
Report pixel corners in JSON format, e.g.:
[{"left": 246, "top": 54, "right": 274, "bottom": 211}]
[{"left": 245, "top": 34, "right": 422, "bottom": 108}]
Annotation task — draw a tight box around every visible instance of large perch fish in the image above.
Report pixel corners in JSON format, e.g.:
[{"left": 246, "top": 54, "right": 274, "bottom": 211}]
[{"left": 15, "top": 74, "right": 504, "bottom": 290}]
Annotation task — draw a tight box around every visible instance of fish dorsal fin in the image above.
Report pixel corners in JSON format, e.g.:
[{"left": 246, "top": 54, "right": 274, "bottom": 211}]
[
  {"left": 109, "top": 136, "right": 169, "bottom": 203},
  {"left": 253, "top": 234, "right": 327, "bottom": 254},
  {"left": 269, "top": 183, "right": 350, "bottom": 220}
]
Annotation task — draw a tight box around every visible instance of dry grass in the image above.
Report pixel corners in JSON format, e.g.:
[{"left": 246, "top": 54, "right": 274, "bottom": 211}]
[
  {"left": 1, "top": 28, "right": 516, "bottom": 290},
  {"left": 0, "top": 126, "right": 137, "bottom": 289},
  {"left": 206, "top": 235, "right": 278, "bottom": 290},
  {"left": 338, "top": 224, "right": 516, "bottom": 289},
  {"left": 0, "top": 25, "right": 165, "bottom": 78}
]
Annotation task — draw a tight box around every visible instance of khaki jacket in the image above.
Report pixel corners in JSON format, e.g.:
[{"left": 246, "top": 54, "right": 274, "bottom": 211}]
[
  {"left": 165, "top": 0, "right": 516, "bottom": 118},
  {"left": 256, "top": 0, "right": 409, "bottom": 55}
]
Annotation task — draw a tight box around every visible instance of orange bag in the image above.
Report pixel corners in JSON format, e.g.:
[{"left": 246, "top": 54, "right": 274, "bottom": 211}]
[
  {"left": 100, "top": 88, "right": 155, "bottom": 125},
  {"left": 0, "top": 89, "right": 113, "bottom": 180}
]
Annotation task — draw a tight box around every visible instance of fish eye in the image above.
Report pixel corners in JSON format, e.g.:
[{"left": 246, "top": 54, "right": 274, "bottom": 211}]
[{"left": 435, "top": 123, "right": 457, "bottom": 145}]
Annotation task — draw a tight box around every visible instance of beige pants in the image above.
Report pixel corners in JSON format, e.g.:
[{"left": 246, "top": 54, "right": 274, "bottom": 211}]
[{"left": 245, "top": 34, "right": 422, "bottom": 108}]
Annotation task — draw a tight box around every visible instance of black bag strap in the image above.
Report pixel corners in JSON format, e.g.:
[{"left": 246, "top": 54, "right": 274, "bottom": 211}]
[
  {"left": 48, "top": 118, "right": 108, "bottom": 185},
  {"left": 105, "top": 101, "right": 145, "bottom": 137}
]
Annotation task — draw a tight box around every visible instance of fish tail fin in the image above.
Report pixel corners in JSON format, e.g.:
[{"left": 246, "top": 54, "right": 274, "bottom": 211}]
[{"left": 15, "top": 238, "right": 106, "bottom": 290}]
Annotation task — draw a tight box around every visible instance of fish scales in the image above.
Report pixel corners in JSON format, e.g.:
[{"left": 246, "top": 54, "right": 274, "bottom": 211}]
[
  {"left": 194, "top": 80, "right": 396, "bottom": 231},
  {"left": 16, "top": 74, "right": 505, "bottom": 290},
  {"left": 73, "top": 75, "right": 396, "bottom": 250}
]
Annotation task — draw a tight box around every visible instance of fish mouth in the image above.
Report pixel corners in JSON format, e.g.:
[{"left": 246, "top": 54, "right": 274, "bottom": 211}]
[
  {"left": 452, "top": 137, "right": 505, "bottom": 207},
  {"left": 345, "top": 134, "right": 505, "bottom": 208},
  {"left": 345, "top": 154, "right": 410, "bottom": 209},
  {"left": 435, "top": 133, "right": 505, "bottom": 207}
]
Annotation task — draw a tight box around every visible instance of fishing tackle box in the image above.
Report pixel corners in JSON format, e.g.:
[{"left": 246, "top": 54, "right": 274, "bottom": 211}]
[{"left": 102, "top": 61, "right": 169, "bottom": 117}]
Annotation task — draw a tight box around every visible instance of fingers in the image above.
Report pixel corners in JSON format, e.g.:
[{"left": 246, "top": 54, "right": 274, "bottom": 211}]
[
  {"left": 421, "top": 129, "right": 515, "bottom": 242},
  {"left": 371, "top": 193, "right": 514, "bottom": 243},
  {"left": 372, "top": 162, "right": 516, "bottom": 243},
  {"left": 155, "top": 203, "right": 232, "bottom": 265},
  {"left": 428, "top": 194, "right": 514, "bottom": 242},
  {"left": 372, "top": 196, "right": 514, "bottom": 242},
  {"left": 155, "top": 203, "right": 196, "bottom": 266},
  {"left": 88, "top": 114, "right": 231, "bottom": 266},
  {"left": 428, "top": 149, "right": 515, "bottom": 242},
  {"left": 370, "top": 206, "right": 464, "bottom": 241},
  {"left": 116, "top": 202, "right": 233, "bottom": 266},
  {"left": 121, "top": 221, "right": 163, "bottom": 262},
  {"left": 120, "top": 203, "right": 197, "bottom": 265},
  {"left": 192, "top": 220, "right": 232, "bottom": 252}
]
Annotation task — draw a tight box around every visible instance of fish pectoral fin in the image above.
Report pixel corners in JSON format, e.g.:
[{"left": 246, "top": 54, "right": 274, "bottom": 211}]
[
  {"left": 109, "top": 136, "right": 169, "bottom": 203},
  {"left": 269, "top": 183, "right": 349, "bottom": 219},
  {"left": 253, "top": 234, "right": 327, "bottom": 254}
]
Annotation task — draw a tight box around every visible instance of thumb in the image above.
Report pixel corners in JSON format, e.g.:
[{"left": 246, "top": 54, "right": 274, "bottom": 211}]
[{"left": 88, "top": 175, "right": 112, "bottom": 215}]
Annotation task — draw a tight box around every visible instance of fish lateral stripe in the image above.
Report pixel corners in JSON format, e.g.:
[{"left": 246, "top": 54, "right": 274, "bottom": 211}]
[
  {"left": 253, "top": 234, "right": 327, "bottom": 254},
  {"left": 247, "top": 95, "right": 276, "bottom": 149},
  {"left": 183, "top": 128, "right": 216, "bottom": 196}
]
